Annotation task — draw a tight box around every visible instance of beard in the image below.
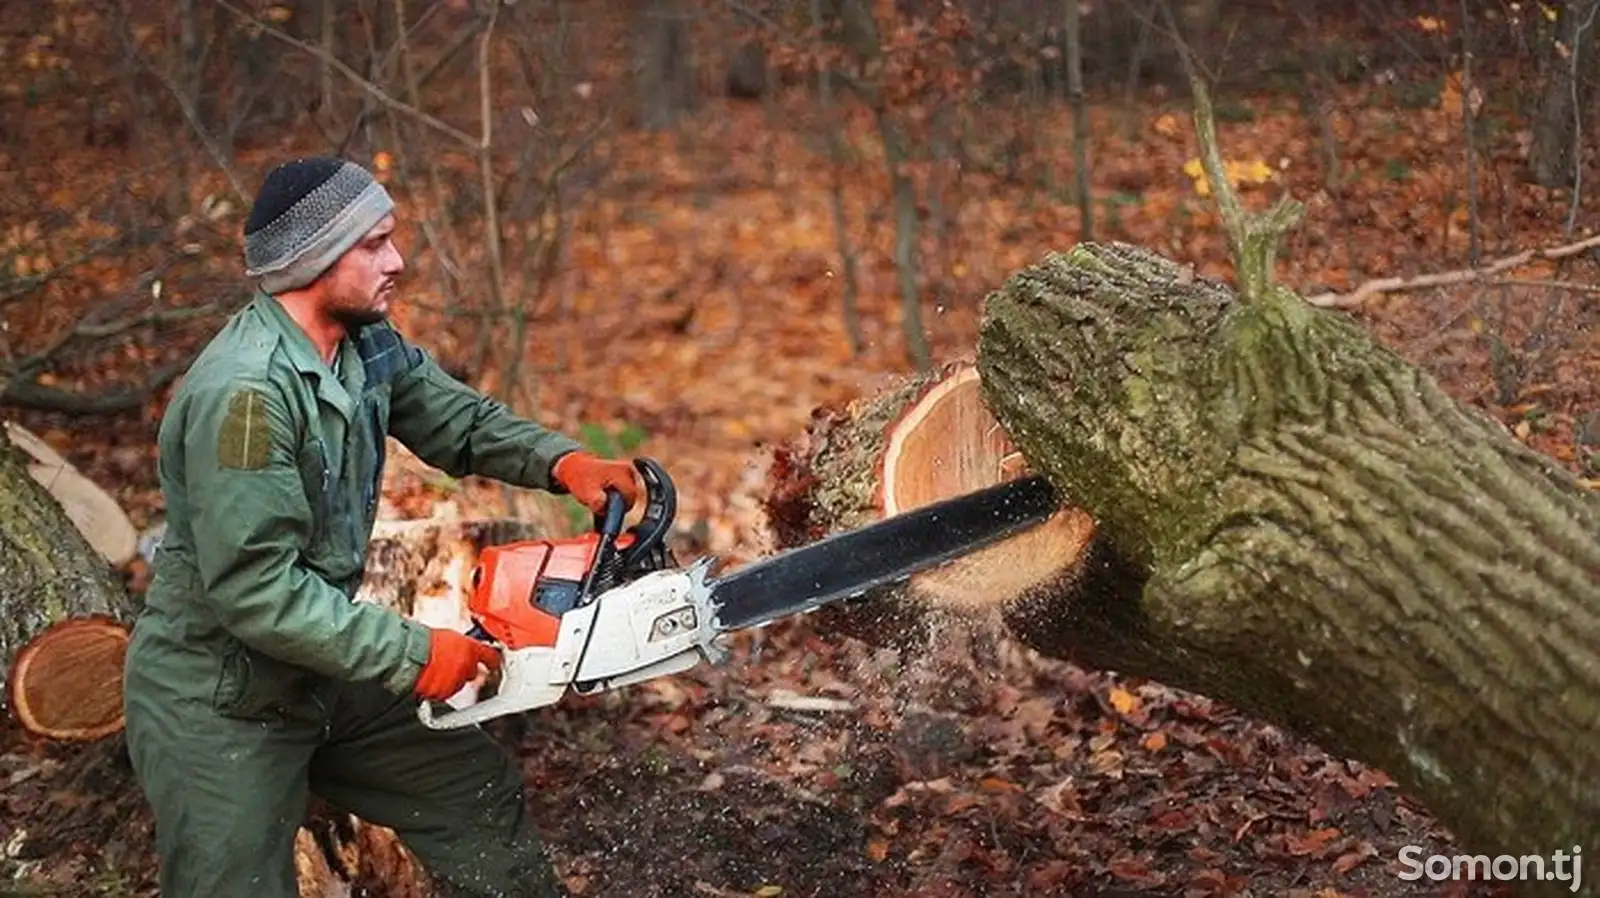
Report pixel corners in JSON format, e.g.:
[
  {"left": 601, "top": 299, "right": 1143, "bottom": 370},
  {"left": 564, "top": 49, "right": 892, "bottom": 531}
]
[
  {"left": 331, "top": 304, "right": 387, "bottom": 329},
  {"left": 329, "top": 284, "right": 392, "bottom": 329}
]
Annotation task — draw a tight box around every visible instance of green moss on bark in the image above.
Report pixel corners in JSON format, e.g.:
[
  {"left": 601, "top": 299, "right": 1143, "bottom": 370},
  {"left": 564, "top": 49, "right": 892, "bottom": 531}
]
[
  {"left": 0, "top": 434, "right": 132, "bottom": 679},
  {"left": 978, "top": 243, "right": 1600, "bottom": 892}
]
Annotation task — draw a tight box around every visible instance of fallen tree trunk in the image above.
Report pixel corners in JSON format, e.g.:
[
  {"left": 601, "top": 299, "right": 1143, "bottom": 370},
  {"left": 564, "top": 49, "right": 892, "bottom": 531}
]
[
  {"left": 763, "top": 361, "right": 1096, "bottom": 650},
  {"left": 0, "top": 425, "right": 135, "bottom": 684},
  {"left": 973, "top": 241, "right": 1600, "bottom": 892}
]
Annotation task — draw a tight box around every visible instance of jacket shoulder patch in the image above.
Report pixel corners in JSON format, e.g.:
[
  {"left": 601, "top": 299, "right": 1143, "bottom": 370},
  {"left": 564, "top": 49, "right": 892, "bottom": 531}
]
[{"left": 217, "top": 388, "right": 275, "bottom": 469}]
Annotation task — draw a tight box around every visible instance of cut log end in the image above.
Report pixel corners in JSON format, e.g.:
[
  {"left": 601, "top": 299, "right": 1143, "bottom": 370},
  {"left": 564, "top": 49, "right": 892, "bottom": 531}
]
[
  {"left": 762, "top": 362, "right": 1094, "bottom": 648},
  {"left": 7, "top": 614, "right": 129, "bottom": 742}
]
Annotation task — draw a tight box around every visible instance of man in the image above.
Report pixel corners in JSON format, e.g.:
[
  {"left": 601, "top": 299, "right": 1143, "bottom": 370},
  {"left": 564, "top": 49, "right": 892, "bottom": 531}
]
[{"left": 122, "top": 155, "right": 641, "bottom": 897}]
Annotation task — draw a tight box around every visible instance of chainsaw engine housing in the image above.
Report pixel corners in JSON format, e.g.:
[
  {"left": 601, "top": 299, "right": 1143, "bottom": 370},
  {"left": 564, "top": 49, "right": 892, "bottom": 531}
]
[{"left": 464, "top": 458, "right": 677, "bottom": 652}]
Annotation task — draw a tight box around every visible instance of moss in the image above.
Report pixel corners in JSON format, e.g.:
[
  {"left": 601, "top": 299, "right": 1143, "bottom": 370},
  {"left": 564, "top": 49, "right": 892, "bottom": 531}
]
[
  {"left": 0, "top": 433, "right": 128, "bottom": 671},
  {"left": 979, "top": 244, "right": 1244, "bottom": 574}
]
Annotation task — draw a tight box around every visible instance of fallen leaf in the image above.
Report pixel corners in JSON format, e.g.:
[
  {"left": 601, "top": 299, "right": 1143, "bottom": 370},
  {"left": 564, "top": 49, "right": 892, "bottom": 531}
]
[
  {"left": 1089, "top": 748, "right": 1125, "bottom": 778},
  {"left": 1287, "top": 827, "right": 1343, "bottom": 857},
  {"left": 1332, "top": 842, "right": 1377, "bottom": 874},
  {"left": 979, "top": 776, "right": 1022, "bottom": 793},
  {"left": 1026, "top": 860, "right": 1075, "bottom": 890},
  {"left": 1108, "top": 687, "right": 1139, "bottom": 715},
  {"left": 943, "top": 792, "right": 984, "bottom": 814}
]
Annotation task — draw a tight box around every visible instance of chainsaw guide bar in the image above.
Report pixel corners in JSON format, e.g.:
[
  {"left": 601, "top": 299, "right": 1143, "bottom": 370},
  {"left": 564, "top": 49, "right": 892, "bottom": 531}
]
[{"left": 702, "top": 473, "right": 1061, "bottom": 632}]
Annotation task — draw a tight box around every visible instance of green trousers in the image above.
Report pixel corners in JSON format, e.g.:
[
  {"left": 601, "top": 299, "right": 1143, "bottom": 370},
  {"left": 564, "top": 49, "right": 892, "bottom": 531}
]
[{"left": 123, "top": 644, "right": 565, "bottom": 898}]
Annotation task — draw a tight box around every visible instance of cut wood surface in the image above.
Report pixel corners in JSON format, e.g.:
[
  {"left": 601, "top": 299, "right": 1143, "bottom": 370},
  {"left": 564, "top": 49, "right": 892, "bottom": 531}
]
[
  {"left": 972, "top": 240, "right": 1600, "bottom": 895},
  {"left": 295, "top": 810, "right": 438, "bottom": 898},
  {"left": 6, "top": 615, "right": 128, "bottom": 741},
  {"left": 360, "top": 515, "right": 547, "bottom": 627},
  {"left": 763, "top": 360, "right": 1095, "bottom": 649}
]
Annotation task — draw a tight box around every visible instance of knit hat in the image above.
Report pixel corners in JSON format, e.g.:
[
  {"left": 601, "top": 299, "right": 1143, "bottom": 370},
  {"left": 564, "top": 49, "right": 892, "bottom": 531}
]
[{"left": 243, "top": 156, "right": 394, "bottom": 293}]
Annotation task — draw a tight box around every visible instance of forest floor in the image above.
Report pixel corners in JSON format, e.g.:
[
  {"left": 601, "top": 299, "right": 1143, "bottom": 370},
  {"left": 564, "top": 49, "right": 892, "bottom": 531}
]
[{"left": 3, "top": 9, "right": 1599, "bottom": 897}]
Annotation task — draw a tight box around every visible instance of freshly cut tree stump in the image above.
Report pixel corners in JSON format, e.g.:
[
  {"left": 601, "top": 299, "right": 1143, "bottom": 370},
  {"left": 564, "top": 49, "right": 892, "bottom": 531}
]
[
  {"left": 763, "top": 361, "right": 1096, "bottom": 649},
  {"left": 975, "top": 241, "right": 1600, "bottom": 893},
  {"left": 297, "top": 808, "right": 438, "bottom": 898},
  {"left": 359, "top": 515, "right": 547, "bottom": 626},
  {"left": 6, "top": 614, "right": 129, "bottom": 741}
]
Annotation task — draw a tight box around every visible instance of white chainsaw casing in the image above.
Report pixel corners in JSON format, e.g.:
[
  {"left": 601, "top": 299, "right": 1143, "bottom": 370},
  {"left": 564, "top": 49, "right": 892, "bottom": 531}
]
[
  {"left": 554, "top": 567, "right": 711, "bottom": 689},
  {"left": 417, "top": 564, "right": 726, "bottom": 730}
]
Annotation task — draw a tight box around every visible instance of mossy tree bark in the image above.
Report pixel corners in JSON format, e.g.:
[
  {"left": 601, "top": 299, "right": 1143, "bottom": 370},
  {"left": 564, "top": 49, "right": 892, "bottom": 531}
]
[
  {"left": 0, "top": 428, "right": 135, "bottom": 680},
  {"left": 970, "top": 59, "right": 1600, "bottom": 886},
  {"left": 979, "top": 241, "right": 1600, "bottom": 892}
]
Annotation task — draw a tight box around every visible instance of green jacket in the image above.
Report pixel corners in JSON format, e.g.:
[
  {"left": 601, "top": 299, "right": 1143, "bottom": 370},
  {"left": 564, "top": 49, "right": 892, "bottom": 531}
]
[{"left": 128, "top": 292, "right": 583, "bottom": 720}]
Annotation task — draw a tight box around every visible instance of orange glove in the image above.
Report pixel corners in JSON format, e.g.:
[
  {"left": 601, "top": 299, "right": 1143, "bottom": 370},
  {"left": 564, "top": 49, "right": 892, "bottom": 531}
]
[
  {"left": 552, "top": 451, "right": 643, "bottom": 514},
  {"left": 414, "top": 629, "right": 502, "bottom": 702}
]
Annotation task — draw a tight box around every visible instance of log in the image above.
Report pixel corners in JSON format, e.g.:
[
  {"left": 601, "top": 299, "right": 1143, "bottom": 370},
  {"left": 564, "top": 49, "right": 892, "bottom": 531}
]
[
  {"left": 0, "top": 424, "right": 135, "bottom": 683},
  {"left": 763, "top": 360, "right": 1096, "bottom": 650},
  {"left": 972, "top": 241, "right": 1600, "bottom": 894},
  {"left": 6, "top": 515, "right": 545, "bottom": 743}
]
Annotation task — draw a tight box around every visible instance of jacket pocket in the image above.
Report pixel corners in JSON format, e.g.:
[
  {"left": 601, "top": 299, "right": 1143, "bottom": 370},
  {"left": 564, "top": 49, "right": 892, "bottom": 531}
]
[{"left": 211, "top": 638, "right": 317, "bottom": 723}]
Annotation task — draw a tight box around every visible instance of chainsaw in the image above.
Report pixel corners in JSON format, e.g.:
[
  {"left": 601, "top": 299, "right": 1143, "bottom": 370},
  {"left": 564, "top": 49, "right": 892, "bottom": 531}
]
[{"left": 417, "top": 457, "right": 1060, "bottom": 730}]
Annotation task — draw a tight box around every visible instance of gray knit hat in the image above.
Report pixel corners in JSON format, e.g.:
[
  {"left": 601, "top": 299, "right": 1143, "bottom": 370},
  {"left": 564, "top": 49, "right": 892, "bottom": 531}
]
[{"left": 243, "top": 156, "right": 395, "bottom": 294}]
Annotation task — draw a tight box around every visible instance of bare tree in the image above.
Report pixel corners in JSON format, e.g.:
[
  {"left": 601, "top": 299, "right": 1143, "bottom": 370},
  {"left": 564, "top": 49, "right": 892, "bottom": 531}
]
[{"left": 1528, "top": 0, "right": 1600, "bottom": 190}]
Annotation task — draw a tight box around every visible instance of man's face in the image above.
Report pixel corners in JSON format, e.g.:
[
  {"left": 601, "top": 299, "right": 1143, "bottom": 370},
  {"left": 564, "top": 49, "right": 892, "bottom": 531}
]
[{"left": 317, "top": 213, "right": 404, "bottom": 327}]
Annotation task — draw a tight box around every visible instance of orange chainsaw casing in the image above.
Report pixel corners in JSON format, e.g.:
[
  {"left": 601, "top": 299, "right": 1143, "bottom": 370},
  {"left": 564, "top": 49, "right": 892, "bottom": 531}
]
[{"left": 467, "top": 532, "right": 640, "bottom": 650}]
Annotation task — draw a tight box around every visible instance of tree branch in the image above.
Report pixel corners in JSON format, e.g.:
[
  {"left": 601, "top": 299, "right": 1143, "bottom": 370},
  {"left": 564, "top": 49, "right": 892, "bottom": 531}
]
[
  {"left": 213, "top": 0, "right": 481, "bottom": 150},
  {"left": 1162, "top": 1, "right": 1302, "bottom": 305},
  {"left": 9, "top": 251, "right": 214, "bottom": 377},
  {"left": 1304, "top": 232, "right": 1600, "bottom": 308},
  {"left": 723, "top": 0, "right": 870, "bottom": 97},
  {"left": 0, "top": 237, "right": 128, "bottom": 308},
  {"left": 1, "top": 356, "right": 193, "bottom": 415},
  {"left": 122, "top": 33, "right": 250, "bottom": 204},
  {"left": 1565, "top": 0, "right": 1600, "bottom": 238},
  {"left": 332, "top": 0, "right": 479, "bottom": 155}
]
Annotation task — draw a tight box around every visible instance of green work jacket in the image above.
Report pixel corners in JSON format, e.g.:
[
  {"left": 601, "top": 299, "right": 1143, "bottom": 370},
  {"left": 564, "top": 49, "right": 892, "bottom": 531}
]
[{"left": 128, "top": 292, "right": 583, "bottom": 722}]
